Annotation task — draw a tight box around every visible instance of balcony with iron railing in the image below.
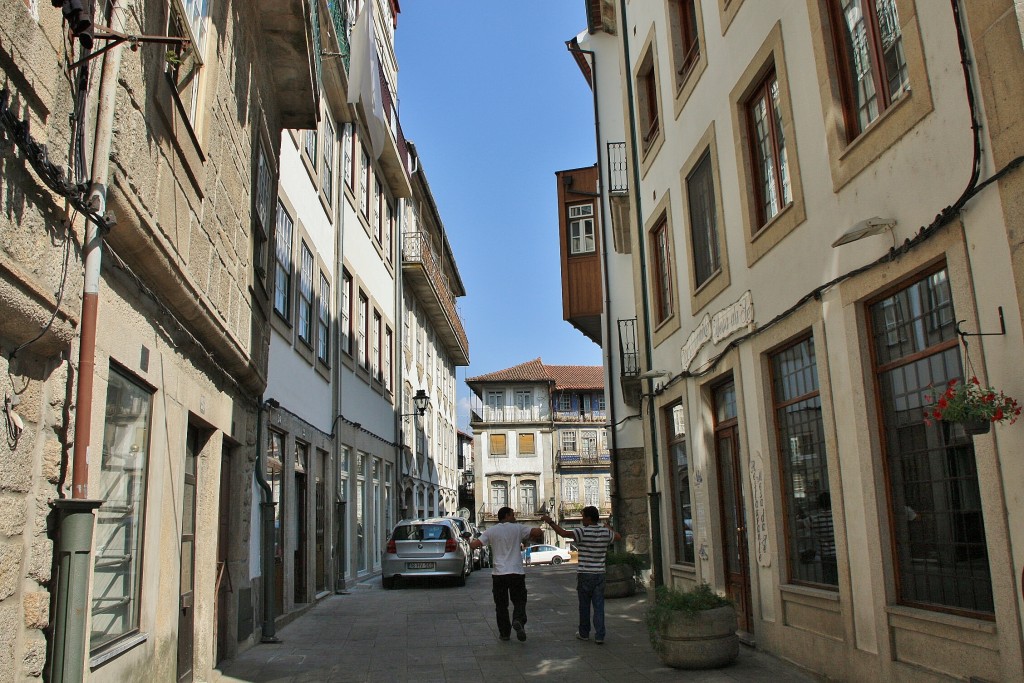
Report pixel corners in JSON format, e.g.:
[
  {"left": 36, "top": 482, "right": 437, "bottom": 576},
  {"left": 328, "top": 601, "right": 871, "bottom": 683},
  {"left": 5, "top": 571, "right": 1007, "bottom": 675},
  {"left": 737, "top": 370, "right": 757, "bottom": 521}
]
[
  {"left": 556, "top": 449, "right": 611, "bottom": 468},
  {"left": 402, "top": 231, "right": 469, "bottom": 365},
  {"left": 325, "top": 0, "right": 352, "bottom": 69},
  {"left": 478, "top": 406, "right": 543, "bottom": 423},
  {"left": 607, "top": 142, "right": 628, "bottom": 194},
  {"left": 552, "top": 409, "right": 606, "bottom": 423},
  {"left": 559, "top": 501, "right": 612, "bottom": 518}
]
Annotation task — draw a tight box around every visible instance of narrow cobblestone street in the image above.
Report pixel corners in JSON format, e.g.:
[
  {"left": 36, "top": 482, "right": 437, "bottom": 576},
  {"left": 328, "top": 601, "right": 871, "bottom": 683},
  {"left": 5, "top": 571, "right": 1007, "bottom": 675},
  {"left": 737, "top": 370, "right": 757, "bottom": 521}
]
[{"left": 215, "top": 565, "right": 819, "bottom": 682}]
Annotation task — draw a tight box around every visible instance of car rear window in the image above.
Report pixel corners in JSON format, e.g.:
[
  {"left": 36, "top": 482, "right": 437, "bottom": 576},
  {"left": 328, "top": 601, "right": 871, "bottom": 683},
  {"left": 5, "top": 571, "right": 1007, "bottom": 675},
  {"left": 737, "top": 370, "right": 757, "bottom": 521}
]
[{"left": 392, "top": 524, "right": 451, "bottom": 541}]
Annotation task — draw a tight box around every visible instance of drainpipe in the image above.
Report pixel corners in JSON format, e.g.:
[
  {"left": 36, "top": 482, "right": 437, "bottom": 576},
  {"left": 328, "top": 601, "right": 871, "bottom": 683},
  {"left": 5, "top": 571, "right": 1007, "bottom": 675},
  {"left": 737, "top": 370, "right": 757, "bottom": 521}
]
[
  {"left": 50, "top": 2, "right": 124, "bottom": 678},
  {"left": 617, "top": 0, "right": 664, "bottom": 587},
  {"left": 564, "top": 39, "right": 624, "bottom": 546},
  {"left": 254, "top": 397, "right": 281, "bottom": 642},
  {"left": 332, "top": 126, "right": 351, "bottom": 593}
]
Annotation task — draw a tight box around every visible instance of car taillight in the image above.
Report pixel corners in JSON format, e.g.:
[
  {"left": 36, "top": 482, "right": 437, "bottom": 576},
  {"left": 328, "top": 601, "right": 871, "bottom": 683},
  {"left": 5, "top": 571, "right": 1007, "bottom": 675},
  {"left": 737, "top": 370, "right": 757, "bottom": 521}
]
[
  {"left": 445, "top": 537, "right": 457, "bottom": 553},
  {"left": 386, "top": 539, "right": 396, "bottom": 553}
]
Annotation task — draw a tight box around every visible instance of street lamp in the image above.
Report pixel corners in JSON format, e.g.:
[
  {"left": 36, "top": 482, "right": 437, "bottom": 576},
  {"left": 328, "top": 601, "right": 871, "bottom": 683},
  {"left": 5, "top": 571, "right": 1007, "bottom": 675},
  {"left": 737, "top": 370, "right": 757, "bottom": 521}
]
[{"left": 402, "top": 389, "right": 429, "bottom": 418}]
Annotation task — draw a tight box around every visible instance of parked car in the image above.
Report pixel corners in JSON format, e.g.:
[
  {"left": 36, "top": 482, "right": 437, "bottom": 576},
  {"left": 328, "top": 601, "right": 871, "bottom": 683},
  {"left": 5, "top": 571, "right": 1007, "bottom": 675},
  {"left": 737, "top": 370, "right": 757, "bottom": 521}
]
[
  {"left": 523, "top": 544, "right": 572, "bottom": 565},
  {"left": 382, "top": 519, "right": 472, "bottom": 589},
  {"left": 444, "top": 516, "right": 476, "bottom": 573},
  {"left": 470, "top": 524, "right": 491, "bottom": 569}
]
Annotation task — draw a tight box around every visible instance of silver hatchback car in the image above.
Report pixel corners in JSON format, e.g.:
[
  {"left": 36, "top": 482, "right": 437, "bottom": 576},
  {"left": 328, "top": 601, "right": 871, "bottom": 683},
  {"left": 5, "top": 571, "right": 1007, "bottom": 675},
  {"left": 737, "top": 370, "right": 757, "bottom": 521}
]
[{"left": 382, "top": 519, "right": 472, "bottom": 589}]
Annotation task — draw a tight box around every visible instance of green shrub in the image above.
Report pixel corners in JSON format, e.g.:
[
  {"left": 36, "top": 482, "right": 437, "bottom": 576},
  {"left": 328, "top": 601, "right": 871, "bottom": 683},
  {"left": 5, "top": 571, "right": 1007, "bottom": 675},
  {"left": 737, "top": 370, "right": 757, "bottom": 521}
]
[
  {"left": 605, "top": 551, "right": 645, "bottom": 572},
  {"left": 645, "top": 583, "right": 733, "bottom": 652}
]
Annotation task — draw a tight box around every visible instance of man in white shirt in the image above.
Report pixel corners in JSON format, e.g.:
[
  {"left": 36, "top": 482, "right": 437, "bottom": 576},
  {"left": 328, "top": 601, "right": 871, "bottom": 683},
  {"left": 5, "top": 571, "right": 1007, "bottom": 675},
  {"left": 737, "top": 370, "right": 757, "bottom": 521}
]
[{"left": 471, "top": 507, "right": 543, "bottom": 642}]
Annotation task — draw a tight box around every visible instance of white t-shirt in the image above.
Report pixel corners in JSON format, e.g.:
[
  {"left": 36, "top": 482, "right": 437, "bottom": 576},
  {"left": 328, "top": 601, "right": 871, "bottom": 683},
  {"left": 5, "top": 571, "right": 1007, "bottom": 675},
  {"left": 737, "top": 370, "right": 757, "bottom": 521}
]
[{"left": 479, "top": 522, "right": 533, "bottom": 575}]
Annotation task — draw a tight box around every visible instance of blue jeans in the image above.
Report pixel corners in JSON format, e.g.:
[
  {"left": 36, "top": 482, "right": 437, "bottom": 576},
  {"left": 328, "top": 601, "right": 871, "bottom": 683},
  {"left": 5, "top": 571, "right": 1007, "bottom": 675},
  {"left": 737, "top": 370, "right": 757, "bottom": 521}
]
[{"left": 576, "top": 572, "right": 606, "bottom": 640}]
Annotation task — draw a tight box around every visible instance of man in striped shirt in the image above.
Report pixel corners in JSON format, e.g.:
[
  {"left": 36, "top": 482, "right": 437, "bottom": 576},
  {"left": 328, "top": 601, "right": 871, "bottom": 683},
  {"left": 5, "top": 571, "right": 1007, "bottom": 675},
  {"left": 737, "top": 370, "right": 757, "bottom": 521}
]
[{"left": 542, "top": 506, "right": 620, "bottom": 644}]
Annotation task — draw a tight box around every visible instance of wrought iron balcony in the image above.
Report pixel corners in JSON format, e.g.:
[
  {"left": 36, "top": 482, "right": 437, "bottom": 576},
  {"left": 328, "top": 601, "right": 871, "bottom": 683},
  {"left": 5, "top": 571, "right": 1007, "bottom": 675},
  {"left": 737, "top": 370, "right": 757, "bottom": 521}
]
[
  {"left": 607, "top": 142, "right": 628, "bottom": 194},
  {"left": 618, "top": 318, "right": 640, "bottom": 378},
  {"left": 402, "top": 231, "right": 469, "bottom": 365},
  {"left": 552, "top": 409, "right": 607, "bottom": 423},
  {"left": 556, "top": 450, "right": 611, "bottom": 467}
]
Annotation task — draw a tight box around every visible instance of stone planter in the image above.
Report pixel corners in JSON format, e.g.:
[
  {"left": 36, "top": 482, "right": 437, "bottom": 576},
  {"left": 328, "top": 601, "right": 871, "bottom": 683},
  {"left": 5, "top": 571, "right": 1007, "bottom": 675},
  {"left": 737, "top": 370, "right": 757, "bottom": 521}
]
[
  {"left": 604, "top": 563, "right": 636, "bottom": 598},
  {"left": 656, "top": 605, "right": 739, "bottom": 669}
]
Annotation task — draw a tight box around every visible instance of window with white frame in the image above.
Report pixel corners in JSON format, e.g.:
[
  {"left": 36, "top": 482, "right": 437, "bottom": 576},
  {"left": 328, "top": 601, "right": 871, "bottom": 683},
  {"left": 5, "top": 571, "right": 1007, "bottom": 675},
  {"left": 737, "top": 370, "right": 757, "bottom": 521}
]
[
  {"left": 558, "top": 394, "right": 572, "bottom": 412},
  {"left": 584, "top": 477, "right": 599, "bottom": 506},
  {"left": 560, "top": 430, "right": 577, "bottom": 453},
  {"left": 90, "top": 367, "right": 153, "bottom": 653},
  {"left": 520, "top": 480, "right": 537, "bottom": 513},
  {"left": 358, "top": 292, "right": 368, "bottom": 368},
  {"left": 562, "top": 478, "right": 579, "bottom": 503},
  {"left": 341, "top": 270, "right": 352, "bottom": 355},
  {"left": 322, "top": 117, "right": 335, "bottom": 202},
  {"left": 568, "top": 203, "right": 596, "bottom": 254},
  {"left": 167, "top": 0, "right": 211, "bottom": 125},
  {"left": 486, "top": 391, "right": 505, "bottom": 420},
  {"left": 298, "top": 242, "right": 314, "bottom": 345},
  {"left": 514, "top": 389, "right": 532, "bottom": 417},
  {"left": 273, "top": 202, "right": 293, "bottom": 320},
  {"left": 372, "top": 311, "right": 381, "bottom": 381},
  {"left": 490, "top": 480, "right": 509, "bottom": 511},
  {"left": 317, "top": 273, "right": 330, "bottom": 364}
]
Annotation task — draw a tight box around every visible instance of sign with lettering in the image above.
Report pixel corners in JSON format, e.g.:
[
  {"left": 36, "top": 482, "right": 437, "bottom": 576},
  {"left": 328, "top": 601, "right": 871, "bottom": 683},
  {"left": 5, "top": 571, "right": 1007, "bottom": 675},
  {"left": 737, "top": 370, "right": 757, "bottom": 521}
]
[
  {"left": 680, "top": 292, "right": 755, "bottom": 371},
  {"left": 712, "top": 291, "right": 755, "bottom": 344},
  {"left": 681, "top": 314, "right": 712, "bottom": 371},
  {"left": 749, "top": 451, "right": 771, "bottom": 568}
]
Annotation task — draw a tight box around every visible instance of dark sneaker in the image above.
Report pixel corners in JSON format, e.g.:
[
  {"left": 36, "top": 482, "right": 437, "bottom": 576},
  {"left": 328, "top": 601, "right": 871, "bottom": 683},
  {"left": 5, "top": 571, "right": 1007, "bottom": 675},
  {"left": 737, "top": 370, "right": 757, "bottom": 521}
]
[
  {"left": 595, "top": 638, "right": 604, "bottom": 645},
  {"left": 499, "top": 634, "right": 511, "bottom": 641},
  {"left": 575, "top": 632, "right": 589, "bottom": 641},
  {"left": 512, "top": 620, "right": 526, "bottom": 642}
]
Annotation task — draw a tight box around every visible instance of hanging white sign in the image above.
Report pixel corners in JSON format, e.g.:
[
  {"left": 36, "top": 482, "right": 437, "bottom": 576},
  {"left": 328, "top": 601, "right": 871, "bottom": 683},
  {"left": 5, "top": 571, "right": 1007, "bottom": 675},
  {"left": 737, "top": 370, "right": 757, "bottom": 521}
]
[{"left": 712, "top": 291, "right": 755, "bottom": 344}]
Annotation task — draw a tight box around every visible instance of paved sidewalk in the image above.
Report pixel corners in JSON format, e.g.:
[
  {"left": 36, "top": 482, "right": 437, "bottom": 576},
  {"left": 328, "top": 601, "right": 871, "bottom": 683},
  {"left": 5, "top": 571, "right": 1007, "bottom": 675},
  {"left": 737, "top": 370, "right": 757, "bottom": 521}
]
[{"left": 215, "top": 565, "right": 819, "bottom": 682}]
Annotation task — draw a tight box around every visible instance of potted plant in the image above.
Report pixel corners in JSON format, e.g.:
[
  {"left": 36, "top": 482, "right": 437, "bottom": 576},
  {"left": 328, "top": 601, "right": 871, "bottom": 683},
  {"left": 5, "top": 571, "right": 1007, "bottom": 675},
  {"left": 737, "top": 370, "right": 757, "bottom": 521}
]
[
  {"left": 604, "top": 551, "right": 644, "bottom": 598},
  {"left": 923, "top": 377, "right": 1021, "bottom": 435},
  {"left": 645, "top": 583, "right": 738, "bottom": 669}
]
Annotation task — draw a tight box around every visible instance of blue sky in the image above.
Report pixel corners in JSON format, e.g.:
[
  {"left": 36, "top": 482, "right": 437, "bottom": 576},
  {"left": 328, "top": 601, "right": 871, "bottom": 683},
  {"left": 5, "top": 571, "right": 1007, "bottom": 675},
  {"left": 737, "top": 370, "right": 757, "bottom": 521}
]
[{"left": 395, "top": 3, "right": 603, "bottom": 429}]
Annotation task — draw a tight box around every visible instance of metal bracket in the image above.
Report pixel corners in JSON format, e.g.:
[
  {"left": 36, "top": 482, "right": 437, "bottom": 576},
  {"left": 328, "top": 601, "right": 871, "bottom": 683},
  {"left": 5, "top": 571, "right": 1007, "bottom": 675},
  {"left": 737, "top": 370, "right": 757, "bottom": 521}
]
[
  {"left": 68, "top": 26, "right": 191, "bottom": 70},
  {"left": 956, "top": 306, "right": 1006, "bottom": 340}
]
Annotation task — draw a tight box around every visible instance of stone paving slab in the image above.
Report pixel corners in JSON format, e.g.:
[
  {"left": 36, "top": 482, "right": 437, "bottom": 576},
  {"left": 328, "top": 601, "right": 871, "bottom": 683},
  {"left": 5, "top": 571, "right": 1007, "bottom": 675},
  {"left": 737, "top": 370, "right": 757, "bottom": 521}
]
[{"left": 215, "top": 566, "right": 820, "bottom": 682}]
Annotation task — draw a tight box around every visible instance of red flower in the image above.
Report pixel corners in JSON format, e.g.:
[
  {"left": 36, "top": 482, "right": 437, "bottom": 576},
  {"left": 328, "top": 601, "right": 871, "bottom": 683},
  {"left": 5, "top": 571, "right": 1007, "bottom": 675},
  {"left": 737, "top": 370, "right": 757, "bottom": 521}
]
[
  {"left": 937, "top": 398, "right": 948, "bottom": 409},
  {"left": 970, "top": 376, "right": 980, "bottom": 385},
  {"left": 994, "top": 408, "right": 1004, "bottom": 421}
]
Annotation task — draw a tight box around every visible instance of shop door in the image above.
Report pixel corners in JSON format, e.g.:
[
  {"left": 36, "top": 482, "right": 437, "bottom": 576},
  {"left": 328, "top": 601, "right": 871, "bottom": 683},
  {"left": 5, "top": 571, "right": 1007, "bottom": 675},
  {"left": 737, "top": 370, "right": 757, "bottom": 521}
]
[
  {"left": 177, "top": 425, "right": 199, "bottom": 682},
  {"left": 315, "top": 451, "right": 326, "bottom": 593},
  {"left": 294, "top": 443, "right": 308, "bottom": 603},
  {"left": 713, "top": 380, "right": 753, "bottom": 634}
]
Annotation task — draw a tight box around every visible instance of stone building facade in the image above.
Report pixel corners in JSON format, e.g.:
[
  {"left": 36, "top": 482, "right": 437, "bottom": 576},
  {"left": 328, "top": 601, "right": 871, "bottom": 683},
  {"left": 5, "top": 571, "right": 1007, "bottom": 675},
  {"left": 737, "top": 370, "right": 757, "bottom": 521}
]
[
  {"left": 0, "top": 0, "right": 315, "bottom": 680},
  {"left": 569, "top": 0, "right": 1024, "bottom": 680}
]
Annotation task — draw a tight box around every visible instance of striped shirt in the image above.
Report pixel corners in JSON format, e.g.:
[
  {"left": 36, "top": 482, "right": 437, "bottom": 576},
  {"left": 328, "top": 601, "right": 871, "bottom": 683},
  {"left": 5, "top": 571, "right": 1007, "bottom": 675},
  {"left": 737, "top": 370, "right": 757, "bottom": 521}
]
[{"left": 572, "top": 524, "right": 615, "bottom": 573}]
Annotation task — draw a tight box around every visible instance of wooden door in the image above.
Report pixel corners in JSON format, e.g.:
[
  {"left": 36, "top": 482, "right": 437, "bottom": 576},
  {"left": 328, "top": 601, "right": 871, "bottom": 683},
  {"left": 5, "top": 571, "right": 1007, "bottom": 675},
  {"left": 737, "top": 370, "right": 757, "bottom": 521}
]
[
  {"left": 713, "top": 380, "right": 753, "bottom": 634},
  {"left": 315, "top": 451, "right": 326, "bottom": 593}
]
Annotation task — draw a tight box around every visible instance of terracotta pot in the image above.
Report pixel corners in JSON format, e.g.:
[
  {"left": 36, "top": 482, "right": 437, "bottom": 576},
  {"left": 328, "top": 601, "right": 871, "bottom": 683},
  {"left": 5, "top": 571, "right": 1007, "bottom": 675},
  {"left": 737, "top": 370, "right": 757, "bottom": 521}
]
[
  {"left": 656, "top": 605, "right": 739, "bottom": 669},
  {"left": 604, "top": 563, "right": 636, "bottom": 598}
]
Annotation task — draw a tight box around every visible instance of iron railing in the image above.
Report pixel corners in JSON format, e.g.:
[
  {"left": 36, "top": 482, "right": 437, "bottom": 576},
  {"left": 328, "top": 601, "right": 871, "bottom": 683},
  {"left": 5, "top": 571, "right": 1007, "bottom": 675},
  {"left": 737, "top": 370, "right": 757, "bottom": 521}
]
[
  {"left": 607, "top": 142, "right": 628, "bottom": 194},
  {"left": 326, "top": 0, "right": 352, "bottom": 70},
  {"left": 618, "top": 318, "right": 640, "bottom": 377},
  {"left": 556, "top": 450, "right": 611, "bottom": 467},
  {"left": 402, "top": 231, "right": 469, "bottom": 360}
]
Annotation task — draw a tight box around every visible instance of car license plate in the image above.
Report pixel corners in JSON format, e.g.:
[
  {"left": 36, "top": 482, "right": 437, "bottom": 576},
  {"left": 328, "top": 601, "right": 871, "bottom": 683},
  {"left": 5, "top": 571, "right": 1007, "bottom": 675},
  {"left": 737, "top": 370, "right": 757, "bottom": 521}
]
[{"left": 407, "top": 562, "right": 434, "bottom": 570}]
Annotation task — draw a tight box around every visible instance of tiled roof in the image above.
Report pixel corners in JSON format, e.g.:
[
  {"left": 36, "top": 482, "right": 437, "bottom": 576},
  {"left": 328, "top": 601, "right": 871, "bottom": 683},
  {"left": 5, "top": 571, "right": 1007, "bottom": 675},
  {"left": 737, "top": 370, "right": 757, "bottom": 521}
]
[{"left": 467, "top": 358, "right": 603, "bottom": 390}]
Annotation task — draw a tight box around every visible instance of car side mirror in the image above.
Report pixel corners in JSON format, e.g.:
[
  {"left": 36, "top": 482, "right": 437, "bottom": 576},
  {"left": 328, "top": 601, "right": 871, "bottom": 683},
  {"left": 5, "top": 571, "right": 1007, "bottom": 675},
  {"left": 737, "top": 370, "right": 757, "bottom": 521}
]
[{"left": 461, "top": 532, "right": 471, "bottom": 540}]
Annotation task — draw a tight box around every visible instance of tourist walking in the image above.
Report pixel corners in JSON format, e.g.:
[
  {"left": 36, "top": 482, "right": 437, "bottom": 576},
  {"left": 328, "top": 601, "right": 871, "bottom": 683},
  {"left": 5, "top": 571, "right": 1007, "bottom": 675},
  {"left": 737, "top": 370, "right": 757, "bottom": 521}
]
[
  {"left": 471, "top": 507, "right": 544, "bottom": 641},
  {"left": 542, "top": 506, "right": 620, "bottom": 644}
]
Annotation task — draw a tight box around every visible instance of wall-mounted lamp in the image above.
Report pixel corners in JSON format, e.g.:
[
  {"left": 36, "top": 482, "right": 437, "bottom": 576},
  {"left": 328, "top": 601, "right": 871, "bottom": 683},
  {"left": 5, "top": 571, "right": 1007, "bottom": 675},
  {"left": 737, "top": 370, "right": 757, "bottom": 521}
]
[
  {"left": 639, "top": 369, "right": 671, "bottom": 380},
  {"left": 831, "top": 217, "right": 897, "bottom": 248},
  {"left": 402, "top": 389, "right": 430, "bottom": 418},
  {"left": 548, "top": 497, "right": 556, "bottom": 512}
]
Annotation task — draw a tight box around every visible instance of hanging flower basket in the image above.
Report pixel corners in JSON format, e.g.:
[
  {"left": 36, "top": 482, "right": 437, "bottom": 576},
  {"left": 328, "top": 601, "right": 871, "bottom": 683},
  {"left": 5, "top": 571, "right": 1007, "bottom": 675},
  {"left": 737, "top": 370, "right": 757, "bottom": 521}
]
[{"left": 923, "top": 377, "right": 1021, "bottom": 434}]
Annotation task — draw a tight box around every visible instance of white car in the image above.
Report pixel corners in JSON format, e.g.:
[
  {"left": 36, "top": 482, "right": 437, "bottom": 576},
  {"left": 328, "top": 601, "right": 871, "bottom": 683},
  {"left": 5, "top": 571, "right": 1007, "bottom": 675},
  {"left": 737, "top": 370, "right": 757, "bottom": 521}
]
[{"left": 523, "top": 544, "right": 572, "bottom": 565}]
